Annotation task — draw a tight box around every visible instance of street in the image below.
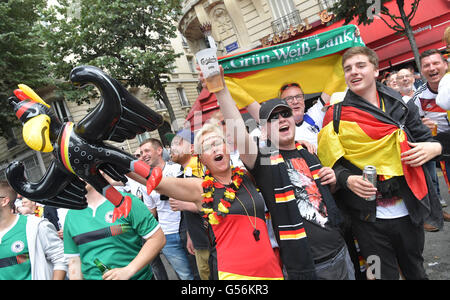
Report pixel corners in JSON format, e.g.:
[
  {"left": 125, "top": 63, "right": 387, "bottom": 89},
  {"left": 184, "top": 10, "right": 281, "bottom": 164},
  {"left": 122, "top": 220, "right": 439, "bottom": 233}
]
[{"left": 423, "top": 169, "right": 450, "bottom": 280}]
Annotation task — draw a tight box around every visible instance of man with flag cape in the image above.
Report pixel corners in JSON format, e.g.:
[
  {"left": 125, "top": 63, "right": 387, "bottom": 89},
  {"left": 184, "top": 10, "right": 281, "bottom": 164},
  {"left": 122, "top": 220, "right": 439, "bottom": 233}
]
[{"left": 317, "top": 46, "right": 444, "bottom": 280}]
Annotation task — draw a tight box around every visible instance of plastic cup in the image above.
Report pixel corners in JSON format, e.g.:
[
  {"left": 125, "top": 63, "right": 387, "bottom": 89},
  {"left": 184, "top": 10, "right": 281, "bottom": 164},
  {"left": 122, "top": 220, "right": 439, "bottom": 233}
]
[
  {"left": 431, "top": 122, "right": 437, "bottom": 136},
  {"left": 196, "top": 48, "right": 224, "bottom": 93}
]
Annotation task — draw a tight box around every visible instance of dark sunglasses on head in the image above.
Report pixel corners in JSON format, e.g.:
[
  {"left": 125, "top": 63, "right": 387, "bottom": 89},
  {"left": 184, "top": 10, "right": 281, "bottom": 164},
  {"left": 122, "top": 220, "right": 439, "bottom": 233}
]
[{"left": 268, "top": 109, "right": 292, "bottom": 122}]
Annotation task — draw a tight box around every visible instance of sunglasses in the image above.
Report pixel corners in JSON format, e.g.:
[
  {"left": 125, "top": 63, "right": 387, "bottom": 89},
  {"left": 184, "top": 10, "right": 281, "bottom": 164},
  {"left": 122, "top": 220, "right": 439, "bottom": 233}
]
[{"left": 268, "top": 109, "right": 292, "bottom": 122}]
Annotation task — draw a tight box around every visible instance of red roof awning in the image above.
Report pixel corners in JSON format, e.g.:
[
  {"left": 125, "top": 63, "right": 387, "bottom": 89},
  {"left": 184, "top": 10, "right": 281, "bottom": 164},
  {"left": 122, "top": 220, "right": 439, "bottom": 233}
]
[
  {"left": 372, "top": 12, "right": 449, "bottom": 70},
  {"left": 185, "top": 88, "right": 219, "bottom": 131}
]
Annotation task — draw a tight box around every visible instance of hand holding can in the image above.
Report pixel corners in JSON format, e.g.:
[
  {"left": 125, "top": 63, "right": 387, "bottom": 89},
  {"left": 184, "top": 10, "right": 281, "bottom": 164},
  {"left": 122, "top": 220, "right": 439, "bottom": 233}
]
[{"left": 362, "top": 165, "right": 377, "bottom": 201}]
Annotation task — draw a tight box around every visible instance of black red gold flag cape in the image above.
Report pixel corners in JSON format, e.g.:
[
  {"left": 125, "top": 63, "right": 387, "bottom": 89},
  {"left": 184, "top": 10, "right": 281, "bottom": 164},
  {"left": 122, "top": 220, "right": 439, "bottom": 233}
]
[{"left": 318, "top": 99, "right": 428, "bottom": 201}]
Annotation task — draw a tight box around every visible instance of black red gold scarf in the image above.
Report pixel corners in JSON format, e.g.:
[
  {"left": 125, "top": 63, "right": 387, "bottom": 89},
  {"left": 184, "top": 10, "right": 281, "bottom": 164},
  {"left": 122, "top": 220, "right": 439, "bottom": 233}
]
[{"left": 260, "top": 142, "right": 341, "bottom": 280}]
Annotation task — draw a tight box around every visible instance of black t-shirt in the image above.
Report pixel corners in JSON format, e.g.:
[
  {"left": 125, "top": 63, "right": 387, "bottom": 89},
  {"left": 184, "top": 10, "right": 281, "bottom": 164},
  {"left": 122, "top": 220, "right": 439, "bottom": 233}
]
[
  {"left": 250, "top": 147, "right": 344, "bottom": 262},
  {"left": 182, "top": 173, "right": 211, "bottom": 250}
]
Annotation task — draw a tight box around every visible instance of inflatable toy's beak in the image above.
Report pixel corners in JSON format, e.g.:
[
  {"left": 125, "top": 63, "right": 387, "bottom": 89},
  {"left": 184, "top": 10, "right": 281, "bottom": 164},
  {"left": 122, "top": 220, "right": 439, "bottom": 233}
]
[
  {"left": 18, "top": 84, "right": 50, "bottom": 108},
  {"left": 23, "top": 115, "right": 53, "bottom": 152}
]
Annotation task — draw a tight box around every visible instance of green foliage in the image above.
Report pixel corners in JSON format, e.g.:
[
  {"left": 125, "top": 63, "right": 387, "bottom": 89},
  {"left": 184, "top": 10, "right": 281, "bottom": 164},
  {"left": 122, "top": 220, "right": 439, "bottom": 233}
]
[
  {"left": 330, "top": 0, "right": 390, "bottom": 26},
  {"left": 40, "top": 0, "right": 182, "bottom": 109},
  {"left": 330, "top": 0, "right": 423, "bottom": 71},
  {"left": 0, "top": 0, "right": 51, "bottom": 138},
  {"left": 330, "top": 0, "right": 421, "bottom": 33}
]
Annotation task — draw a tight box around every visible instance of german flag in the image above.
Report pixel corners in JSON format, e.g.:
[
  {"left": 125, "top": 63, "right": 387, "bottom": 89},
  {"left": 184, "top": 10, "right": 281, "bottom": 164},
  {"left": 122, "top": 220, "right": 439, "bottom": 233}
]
[
  {"left": 270, "top": 154, "right": 284, "bottom": 165},
  {"left": 60, "top": 122, "right": 75, "bottom": 174},
  {"left": 274, "top": 189, "right": 296, "bottom": 203},
  {"left": 318, "top": 105, "right": 428, "bottom": 200},
  {"left": 279, "top": 224, "right": 307, "bottom": 241},
  {"left": 310, "top": 169, "right": 320, "bottom": 181},
  {"left": 219, "top": 25, "right": 364, "bottom": 108}
]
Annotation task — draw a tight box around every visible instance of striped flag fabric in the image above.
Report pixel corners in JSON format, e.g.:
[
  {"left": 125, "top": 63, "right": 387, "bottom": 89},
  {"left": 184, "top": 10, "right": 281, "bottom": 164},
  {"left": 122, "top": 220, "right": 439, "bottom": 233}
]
[{"left": 219, "top": 25, "right": 365, "bottom": 108}]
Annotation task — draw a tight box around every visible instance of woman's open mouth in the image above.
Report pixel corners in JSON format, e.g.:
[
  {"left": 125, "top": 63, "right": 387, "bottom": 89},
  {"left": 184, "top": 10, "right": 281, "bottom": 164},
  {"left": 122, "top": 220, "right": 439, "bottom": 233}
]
[
  {"left": 279, "top": 124, "right": 289, "bottom": 133},
  {"left": 214, "top": 154, "right": 224, "bottom": 162}
]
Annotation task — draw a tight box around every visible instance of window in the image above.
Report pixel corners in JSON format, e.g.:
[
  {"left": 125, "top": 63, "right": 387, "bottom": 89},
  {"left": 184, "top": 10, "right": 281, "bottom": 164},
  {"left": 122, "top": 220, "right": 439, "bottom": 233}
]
[
  {"left": 137, "top": 132, "right": 151, "bottom": 144},
  {"left": 268, "top": 0, "right": 301, "bottom": 33},
  {"left": 319, "top": 0, "right": 339, "bottom": 10},
  {"left": 181, "top": 34, "right": 189, "bottom": 48},
  {"left": 187, "top": 56, "right": 196, "bottom": 73},
  {"left": 6, "top": 127, "right": 18, "bottom": 150},
  {"left": 177, "top": 87, "right": 190, "bottom": 107},
  {"left": 155, "top": 98, "right": 167, "bottom": 110},
  {"left": 0, "top": 153, "right": 44, "bottom": 183},
  {"left": 21, "top": 155, "right": 43, "bottom": 182},
  {"left": 52, "top": 99, "right": 72, "bottom": 122},
  {"left": 268, "top": 0, "right": 296, "bottom": 20}
]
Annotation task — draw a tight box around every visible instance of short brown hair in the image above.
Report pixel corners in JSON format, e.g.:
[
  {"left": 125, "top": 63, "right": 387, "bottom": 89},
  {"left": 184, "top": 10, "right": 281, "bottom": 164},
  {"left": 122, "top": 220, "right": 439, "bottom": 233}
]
[
  {"left": 140, "top": 138, "right": 163, "bottom": 150},
  {"left": 342, "top": 46, "right": 379, "bottom": 69},
  {"left": 419, "top": 49, "right": 446, "bottom": 65},
  {"left": 0, "top": 181, "right": 17, "bottom": 210}
]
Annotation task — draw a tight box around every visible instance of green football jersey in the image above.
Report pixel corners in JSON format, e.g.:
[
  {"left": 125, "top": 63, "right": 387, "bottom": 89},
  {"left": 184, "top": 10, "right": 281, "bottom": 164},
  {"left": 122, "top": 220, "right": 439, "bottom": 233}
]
[
  {"left": 64, "top": 193, "right": 159, "bottom": 280},
  {"left": 0, "top": 215, "right": 31, "bottom": 280}
]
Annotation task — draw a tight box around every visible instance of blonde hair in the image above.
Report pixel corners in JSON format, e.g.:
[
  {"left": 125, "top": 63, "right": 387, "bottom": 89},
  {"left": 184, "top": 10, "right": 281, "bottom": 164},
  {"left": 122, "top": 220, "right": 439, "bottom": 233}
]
[{"left": 194, "top": 122, "right": 226, "bottom": 155}]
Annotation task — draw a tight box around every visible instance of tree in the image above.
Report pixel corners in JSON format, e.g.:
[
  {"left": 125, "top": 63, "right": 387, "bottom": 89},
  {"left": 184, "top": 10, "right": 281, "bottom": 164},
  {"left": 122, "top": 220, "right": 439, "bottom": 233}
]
[
  {"left": 331, "top": 0, "right": 422, "bottom": 71},
  {"left": 0, "top": 0, "right": 51, "bottom": 139},
  {"left": 41, "top": 0, "right": 182, "bottom": 126}
]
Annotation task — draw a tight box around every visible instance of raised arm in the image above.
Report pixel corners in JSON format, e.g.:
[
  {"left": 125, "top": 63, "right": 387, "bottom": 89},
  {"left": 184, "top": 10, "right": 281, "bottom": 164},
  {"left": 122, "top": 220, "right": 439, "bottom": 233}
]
[
  {"left": 201, "top": 66, "right": 259, "bottom": 169},
  {"left": 127, "top": 172, "right": 203, "bottom": 205}
]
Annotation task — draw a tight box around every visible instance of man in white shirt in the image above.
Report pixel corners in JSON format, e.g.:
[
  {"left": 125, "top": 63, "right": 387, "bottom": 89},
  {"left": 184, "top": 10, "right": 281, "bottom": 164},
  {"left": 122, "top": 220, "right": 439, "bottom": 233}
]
[
  {"left": 397, "top": 68, "right": 416, "bottom": 102},
  {"left": 411, "top": 49, "right": 450, "bottom": 228},
  {"left": 279, "top": 83, "right": 329, "bottom": 148},
  {"left": 244, "top": 83, "right": 330, "bottom": 149},
  {"left": 140, "top": 138, "right": 194, "bottom": 280}
]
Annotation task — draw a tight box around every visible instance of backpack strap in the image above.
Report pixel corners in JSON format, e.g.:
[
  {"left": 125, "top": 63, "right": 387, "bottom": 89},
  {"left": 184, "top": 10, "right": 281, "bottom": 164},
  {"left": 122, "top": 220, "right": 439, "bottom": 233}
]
[{"left": 332, "top": 102, "right": 342, "bottom": 134}]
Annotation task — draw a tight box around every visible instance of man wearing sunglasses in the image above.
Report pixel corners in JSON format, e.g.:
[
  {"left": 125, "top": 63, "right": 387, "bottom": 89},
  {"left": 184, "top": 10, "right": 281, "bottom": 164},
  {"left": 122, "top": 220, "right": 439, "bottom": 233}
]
[{"left": 199, "top": 67, "right": 354, "bottom": 280}]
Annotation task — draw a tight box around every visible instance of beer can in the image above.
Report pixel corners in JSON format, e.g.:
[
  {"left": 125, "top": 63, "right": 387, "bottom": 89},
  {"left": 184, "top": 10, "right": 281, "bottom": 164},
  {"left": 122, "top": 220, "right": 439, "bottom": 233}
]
[{"left": 362, "top": 165, "right": 377, "bottom": 201}]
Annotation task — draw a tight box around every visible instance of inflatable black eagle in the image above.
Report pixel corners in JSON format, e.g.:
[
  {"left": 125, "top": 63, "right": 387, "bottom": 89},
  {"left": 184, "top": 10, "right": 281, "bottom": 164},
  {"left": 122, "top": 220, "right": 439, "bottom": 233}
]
[{"left": 6, "top": 66, "right": 163, "bottom": 222}]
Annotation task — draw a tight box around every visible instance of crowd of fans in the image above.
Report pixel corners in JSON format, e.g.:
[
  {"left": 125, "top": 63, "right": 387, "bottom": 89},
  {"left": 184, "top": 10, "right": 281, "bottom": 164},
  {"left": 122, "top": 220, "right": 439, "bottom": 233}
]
[{"left": 1, "top": 27, "right": 449, "bottom": 280}]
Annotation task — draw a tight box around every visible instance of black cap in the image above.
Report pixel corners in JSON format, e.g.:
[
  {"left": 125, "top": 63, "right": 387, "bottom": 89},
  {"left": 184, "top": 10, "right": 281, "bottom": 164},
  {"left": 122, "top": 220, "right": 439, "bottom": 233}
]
[{"left": 259, "top": 98, "right": 292, "bottom": 121}]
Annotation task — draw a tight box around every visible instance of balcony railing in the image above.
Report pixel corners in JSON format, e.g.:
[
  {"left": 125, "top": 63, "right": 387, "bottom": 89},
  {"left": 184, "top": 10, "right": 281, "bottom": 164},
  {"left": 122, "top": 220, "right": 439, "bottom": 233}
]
[
  {"left": 318, "top": 0, "right": 339, "bottom": 11},
  {"left": 271, "top": 10, "right": 302, "bottom": 34}
]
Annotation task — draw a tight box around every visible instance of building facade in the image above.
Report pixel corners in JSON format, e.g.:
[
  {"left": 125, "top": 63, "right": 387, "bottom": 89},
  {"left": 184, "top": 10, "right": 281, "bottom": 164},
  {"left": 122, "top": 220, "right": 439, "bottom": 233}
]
[{"left": 178, "top": 0, "right": 338, "bottom": 56}]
